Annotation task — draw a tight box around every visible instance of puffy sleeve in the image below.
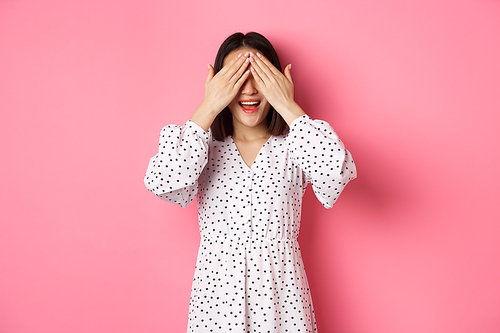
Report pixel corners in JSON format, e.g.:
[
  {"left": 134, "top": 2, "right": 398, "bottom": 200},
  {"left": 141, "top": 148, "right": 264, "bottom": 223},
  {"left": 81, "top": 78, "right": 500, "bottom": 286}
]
[
  {"left": 287, "top": 115, "right": 357, "bottom": 209},
  {"left": 144, "top": 120, "right": 209, "bottom": 208}
]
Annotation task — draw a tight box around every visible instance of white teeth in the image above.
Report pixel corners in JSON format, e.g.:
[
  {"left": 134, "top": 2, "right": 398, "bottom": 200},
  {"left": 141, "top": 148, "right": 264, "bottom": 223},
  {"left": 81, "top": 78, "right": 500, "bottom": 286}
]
[{"left": 240, "top": 101, "right": 259, "bottom": 105}]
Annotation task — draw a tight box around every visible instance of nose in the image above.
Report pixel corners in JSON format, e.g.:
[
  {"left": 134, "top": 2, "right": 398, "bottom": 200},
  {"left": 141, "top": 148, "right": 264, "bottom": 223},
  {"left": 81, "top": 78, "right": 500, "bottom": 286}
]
[{"left": 240, "top": 76, "right": 258, "bottom": 95}]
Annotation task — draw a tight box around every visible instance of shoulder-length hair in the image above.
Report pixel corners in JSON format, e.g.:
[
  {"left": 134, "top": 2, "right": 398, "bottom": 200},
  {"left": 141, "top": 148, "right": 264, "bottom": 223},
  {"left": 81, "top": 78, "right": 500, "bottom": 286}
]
[{"left": 210, "top": 32, "right": 288, "bottom": 141}]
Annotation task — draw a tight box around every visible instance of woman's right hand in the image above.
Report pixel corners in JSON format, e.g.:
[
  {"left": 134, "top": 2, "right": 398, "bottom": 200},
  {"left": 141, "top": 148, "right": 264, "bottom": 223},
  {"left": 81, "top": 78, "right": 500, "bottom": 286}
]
[
  {"left": 190, "top": 53, "right": 251, "bottom": 131},
  {"left": 204, "top": 52, "right": 251, "bottom": 112}
]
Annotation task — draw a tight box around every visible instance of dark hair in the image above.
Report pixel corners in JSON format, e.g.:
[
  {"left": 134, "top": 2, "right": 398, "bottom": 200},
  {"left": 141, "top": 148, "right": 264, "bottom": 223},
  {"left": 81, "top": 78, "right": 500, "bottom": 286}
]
[{"left": 210, "top": 32, "right": 288, "bottom": 141}]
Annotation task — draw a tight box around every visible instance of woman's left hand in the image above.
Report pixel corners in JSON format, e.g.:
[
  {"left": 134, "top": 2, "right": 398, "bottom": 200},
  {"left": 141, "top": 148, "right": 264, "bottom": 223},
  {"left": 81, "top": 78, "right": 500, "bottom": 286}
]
[{"left": 249, "top": 53, "right": 305, "bottom": 124}]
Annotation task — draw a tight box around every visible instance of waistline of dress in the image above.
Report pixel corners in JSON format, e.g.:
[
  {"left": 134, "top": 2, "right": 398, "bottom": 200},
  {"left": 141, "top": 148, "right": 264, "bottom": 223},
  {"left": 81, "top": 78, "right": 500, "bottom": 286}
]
[{"left": 200, "top": 236, "right": 298, "bottom": 242}]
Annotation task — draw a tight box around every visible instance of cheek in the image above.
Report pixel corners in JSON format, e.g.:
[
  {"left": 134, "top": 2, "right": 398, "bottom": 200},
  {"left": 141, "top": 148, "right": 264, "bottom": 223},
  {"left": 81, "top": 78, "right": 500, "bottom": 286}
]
[
  {"left": 262, "top": 101, "right": 272, "bottom": 114},
  {"left": 228, "top": 104, "right": 237, "bottom": 115},
  {"left": 227, "top": 97, "right": 239, "bottom": 111}
]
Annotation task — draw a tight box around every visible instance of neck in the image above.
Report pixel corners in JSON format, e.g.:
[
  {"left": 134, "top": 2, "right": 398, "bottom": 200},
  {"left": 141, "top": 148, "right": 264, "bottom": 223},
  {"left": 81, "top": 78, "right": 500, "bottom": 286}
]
[{"left": 232, "top": 120, "right": 269, "bottom": 142}]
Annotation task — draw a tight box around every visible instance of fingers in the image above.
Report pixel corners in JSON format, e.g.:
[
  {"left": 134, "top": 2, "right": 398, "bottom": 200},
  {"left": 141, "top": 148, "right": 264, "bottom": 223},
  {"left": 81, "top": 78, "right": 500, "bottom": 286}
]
[
  {"left": 234, "top": 67, "right": 251, "bottom": 89},
  {"left": 284, "top": 64, "right": 293, "bottom": 83},
  {"left": 250, "top": 65, "right": 264, "bottom": 87},
  {"left": 252, "top": 53, "right": 282, "bottom": 77},
  {"left": 219, "top": 52, "right": 249, "bottom": 78},
  {"left": 229, "top": 55, "right": 250, "bottom": 84},
  {"left": 204, "top": 52, "right": 251, "bottom": 110},
  {"left": 206, "top": 64, "right": 214, "bottom": 83},
  {"left": 249, "top": 54, "right": 271, "bottom": 86},
  {"left": 251, "top": 55, "right": 283, "bottom": 91}
]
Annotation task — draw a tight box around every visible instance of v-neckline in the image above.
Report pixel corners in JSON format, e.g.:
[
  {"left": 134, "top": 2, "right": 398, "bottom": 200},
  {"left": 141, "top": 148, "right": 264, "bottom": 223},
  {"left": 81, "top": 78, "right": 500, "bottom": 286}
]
[{"left": 230, "top": 135, "right": 272, "bottom": 170}]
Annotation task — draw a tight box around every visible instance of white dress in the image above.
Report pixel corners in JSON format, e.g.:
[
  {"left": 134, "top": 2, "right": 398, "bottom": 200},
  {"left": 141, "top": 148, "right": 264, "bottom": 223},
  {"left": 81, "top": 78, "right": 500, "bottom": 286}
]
[{"left": 145, "top": 115, "right": 356, "bottom": 333}]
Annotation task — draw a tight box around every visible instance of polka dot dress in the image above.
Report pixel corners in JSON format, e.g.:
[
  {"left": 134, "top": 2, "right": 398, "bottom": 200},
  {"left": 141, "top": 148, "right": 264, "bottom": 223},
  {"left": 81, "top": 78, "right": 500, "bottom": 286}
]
[{"left": 145, "top": 115, "right": 356, "bottom": 333}]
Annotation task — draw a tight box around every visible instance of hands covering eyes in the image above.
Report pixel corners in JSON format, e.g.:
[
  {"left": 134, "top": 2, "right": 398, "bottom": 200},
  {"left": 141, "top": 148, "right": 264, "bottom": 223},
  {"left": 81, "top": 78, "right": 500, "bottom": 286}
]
[
  {"left": 203, "top": 52, "right": 252, "bottom": 115},
  {"left": 191, "top": 51, "right": 304, "bottom": 131},
  {"left": 204, "top": 51, "right": 296, "bottom": 116},
  {"left": 247, "top": 52, "right": 295, "bottom": 116}
]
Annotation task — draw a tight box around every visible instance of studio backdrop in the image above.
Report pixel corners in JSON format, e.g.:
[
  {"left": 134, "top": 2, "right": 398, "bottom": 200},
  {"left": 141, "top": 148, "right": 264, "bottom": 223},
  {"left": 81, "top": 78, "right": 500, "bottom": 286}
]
[{"left": 1, "top": 0, "right": 499, "bottom": 332}]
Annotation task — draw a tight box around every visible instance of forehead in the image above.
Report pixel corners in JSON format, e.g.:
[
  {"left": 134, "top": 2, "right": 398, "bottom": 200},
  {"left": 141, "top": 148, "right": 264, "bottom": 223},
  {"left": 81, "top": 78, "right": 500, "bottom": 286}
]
[{"left": 223, "top": 47, "right": 261, "bottom": 66}]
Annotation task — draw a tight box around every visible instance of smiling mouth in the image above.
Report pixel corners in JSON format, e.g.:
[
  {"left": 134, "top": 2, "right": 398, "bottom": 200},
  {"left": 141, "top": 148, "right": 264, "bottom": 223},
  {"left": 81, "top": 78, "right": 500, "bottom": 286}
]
[{"left": 239, "top": 100, "right": 261, "bottom": 113}]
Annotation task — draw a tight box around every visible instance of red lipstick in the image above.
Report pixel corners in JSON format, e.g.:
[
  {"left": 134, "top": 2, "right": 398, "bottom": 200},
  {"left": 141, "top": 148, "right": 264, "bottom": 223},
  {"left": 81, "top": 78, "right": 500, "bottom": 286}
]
[{"left": 238, "top": 99, "right": 261, "bottom": 114}]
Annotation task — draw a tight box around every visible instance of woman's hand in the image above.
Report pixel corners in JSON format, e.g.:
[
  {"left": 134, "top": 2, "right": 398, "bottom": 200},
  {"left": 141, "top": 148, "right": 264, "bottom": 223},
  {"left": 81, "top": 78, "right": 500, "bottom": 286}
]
[
  {"left": 249, "top": 53, "right": 305, "bottom": 125},
  {"left": 204, "top": 53, "right": 251, "bottom": 113},
  {"left": 190, "top": 53, "right": 251, "bottom": 131}
]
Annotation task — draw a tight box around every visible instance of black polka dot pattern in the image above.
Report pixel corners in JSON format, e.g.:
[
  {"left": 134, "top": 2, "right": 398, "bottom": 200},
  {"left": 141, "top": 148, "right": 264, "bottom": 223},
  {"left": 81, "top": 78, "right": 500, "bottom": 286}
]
[{"left": 145, "top": 115, "right": 356, "bottom": 332}]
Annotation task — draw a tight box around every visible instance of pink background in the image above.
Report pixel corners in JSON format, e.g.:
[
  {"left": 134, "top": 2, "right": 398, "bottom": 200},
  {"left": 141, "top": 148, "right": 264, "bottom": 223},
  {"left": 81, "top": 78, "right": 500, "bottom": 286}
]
[{"left": 1, "top": 0, "right": 500, "bottom": 332}]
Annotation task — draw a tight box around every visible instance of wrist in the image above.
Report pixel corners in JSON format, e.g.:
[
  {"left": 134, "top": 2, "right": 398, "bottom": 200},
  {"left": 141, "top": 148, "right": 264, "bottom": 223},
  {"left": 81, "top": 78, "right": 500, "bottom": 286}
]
[
  {"left": 190, "top": 102, "right": 221, "bottom": 132},
  {"left": 275, "top": 101, "right": 306, "bottom": 126},
  {"left": 199, "top": 101, "right": 223, "bottom": 117}
]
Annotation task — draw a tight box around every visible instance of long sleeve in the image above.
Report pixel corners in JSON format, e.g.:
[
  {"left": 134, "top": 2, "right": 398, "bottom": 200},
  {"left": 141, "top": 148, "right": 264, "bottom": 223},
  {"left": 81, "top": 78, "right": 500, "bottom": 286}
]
[
  {"left": 144, "top": 120, "right": 209, "bottom": 208},
  {"left": 287, "top": 115, "right": 357, "bottom": 209}
]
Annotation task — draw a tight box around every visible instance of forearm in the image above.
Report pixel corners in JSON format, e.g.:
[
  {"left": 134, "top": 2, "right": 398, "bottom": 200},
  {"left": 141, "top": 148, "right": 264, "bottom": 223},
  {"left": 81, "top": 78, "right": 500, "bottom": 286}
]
[
  {"left": 287, "top": 116, "right": 356, "bottom": 208},
  {"left": 144, "top": 121, "right": 209, "bottom": 206},
  {"left": 189, "top": 102, "right": 221, "bottom": 132}
]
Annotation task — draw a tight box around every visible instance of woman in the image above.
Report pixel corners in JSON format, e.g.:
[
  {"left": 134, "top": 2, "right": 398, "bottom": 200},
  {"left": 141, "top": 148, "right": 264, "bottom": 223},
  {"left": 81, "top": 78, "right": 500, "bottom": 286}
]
[{"left": 145, "top": 32, "right": 356, "bottom": 333}]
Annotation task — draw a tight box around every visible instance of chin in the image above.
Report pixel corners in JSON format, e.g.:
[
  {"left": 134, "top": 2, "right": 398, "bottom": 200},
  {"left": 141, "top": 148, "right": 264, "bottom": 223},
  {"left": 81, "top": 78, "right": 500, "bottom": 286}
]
[{"left": 231, "top": 106, "right": 270, "bottom": 129}]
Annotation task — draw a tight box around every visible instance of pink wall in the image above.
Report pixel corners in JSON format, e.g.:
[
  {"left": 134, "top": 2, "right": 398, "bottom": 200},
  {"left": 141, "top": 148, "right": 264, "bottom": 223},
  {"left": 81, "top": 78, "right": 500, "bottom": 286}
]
[{"left": 1, "top": 0, "right": 499, "bottom": 332}]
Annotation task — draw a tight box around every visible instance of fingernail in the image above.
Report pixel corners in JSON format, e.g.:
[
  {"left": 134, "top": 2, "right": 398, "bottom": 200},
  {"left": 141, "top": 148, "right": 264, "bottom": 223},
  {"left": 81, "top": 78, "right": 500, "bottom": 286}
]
[
  {"left": 238, "top": 53, "right": 243, "bottom": 58},
  {"left": 289, "top": 64, "right": 292, "bottom": 70},
  {"left": 250, "top": 52, "right": 255, "bottom": 56},
  {"left": 257, "top": 53, "right": 262, "bottom": 58}
]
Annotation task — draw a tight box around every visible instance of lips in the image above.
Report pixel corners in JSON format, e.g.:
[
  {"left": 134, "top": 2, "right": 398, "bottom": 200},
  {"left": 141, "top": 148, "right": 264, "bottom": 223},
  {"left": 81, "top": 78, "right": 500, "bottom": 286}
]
[{"left": 238, "top": 100, "right": 261, "bottom": 113}]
